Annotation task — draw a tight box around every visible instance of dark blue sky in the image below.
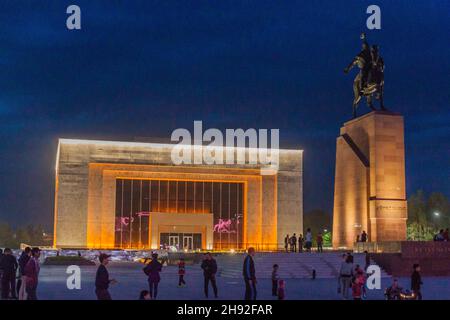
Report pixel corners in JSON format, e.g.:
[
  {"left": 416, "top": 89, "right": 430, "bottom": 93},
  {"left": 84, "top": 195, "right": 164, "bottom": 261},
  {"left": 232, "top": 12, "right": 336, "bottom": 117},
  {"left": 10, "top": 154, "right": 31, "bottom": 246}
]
[{"left": 0, "top": 1, "right": 449, "bottom": 229}]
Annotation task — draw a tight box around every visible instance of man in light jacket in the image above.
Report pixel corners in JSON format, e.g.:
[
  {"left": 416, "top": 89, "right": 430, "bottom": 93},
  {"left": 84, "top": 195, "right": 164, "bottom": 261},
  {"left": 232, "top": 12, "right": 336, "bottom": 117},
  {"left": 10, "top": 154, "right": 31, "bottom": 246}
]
[{"left": 339, "top": 254, "right": 354, "bottom": 300}]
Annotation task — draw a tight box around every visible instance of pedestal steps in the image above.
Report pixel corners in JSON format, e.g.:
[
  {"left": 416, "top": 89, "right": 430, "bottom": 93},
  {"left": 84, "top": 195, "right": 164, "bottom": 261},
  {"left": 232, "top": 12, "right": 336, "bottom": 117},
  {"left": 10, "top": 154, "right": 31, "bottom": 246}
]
[{"left": 215, "top": 252, "right": 390, "bottom": 279}]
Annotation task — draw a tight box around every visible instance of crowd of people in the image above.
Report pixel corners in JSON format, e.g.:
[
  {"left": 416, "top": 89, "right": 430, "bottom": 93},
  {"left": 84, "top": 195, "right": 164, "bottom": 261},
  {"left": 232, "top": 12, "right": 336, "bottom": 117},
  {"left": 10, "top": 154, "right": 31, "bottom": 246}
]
[
  {"left": 284, "top": 228, "right": 324, "bottom": 253},
  {"left": 338, "top": 251, "right": 424, "bottom": 300},
  {"left": 95, "top": 247, "right": 289, "bottom": 301},
  {"left": 0, "top": 244, "right": 431, "bottom": 300},
  {"left": 0, "top": 247, "right": 41, "bottom": 300}
]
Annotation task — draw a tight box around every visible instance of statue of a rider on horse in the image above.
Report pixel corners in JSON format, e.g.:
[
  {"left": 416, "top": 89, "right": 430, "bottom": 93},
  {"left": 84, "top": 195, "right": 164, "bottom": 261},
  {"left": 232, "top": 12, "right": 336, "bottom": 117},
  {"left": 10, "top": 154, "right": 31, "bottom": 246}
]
[{"left": 344, "top": 33, "right": 386, "bottom": 118}]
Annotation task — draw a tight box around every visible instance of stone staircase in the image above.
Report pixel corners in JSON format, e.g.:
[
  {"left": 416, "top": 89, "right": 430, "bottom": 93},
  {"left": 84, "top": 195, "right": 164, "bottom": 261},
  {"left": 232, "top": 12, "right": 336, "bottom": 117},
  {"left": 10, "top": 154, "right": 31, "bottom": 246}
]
[{"left": 215, "top": 252, "right": 390, "bottom": 279}]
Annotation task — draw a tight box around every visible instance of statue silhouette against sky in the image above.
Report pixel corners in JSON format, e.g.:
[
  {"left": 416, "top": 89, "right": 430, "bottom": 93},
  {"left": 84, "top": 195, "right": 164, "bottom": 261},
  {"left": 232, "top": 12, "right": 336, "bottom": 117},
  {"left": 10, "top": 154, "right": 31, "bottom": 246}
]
[{"left": 344, "top": 33, "right": 386, "bottom": 118}]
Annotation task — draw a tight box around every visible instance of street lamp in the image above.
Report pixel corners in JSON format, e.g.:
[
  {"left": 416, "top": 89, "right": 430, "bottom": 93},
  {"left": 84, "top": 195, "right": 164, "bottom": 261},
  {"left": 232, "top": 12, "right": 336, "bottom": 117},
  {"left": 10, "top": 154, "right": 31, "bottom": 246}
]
[{"left": 434, "top": 211, "right": 440, "bottom": 217}]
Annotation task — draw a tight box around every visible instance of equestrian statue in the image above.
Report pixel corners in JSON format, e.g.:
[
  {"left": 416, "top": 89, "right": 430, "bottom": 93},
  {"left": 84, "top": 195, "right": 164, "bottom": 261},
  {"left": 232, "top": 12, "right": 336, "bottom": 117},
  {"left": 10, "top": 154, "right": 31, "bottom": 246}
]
[{"left": 344, "top": 33, "right": 387, "bottom": 118}]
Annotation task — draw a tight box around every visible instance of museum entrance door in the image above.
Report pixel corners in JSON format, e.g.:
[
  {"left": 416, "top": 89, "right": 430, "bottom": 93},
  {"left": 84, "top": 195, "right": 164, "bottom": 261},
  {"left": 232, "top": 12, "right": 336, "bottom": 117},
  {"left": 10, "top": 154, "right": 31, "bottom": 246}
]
[
  {"left": 160, "top": 233, "right": 202, "bottom": 250},
  {"left": 169, "top": 235, "right": 179, "bottom": 248},
  {"left": 183, "top": 235, "right": 193, "bottom": 250}
]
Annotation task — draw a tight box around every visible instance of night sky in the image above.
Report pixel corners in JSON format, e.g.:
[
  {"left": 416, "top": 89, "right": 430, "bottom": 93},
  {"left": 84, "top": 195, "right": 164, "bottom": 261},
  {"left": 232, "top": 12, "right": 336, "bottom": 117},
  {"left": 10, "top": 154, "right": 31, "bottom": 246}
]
[{"left": 0, "top": 1, "right": 449, "bottom": 230}]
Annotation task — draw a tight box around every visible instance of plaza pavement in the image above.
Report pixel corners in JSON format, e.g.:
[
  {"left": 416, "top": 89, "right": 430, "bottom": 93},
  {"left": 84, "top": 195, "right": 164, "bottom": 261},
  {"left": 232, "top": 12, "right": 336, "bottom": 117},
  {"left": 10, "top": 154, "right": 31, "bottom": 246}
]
[{"left": 36, "top": 261, "right": 450, "bottom": 300}]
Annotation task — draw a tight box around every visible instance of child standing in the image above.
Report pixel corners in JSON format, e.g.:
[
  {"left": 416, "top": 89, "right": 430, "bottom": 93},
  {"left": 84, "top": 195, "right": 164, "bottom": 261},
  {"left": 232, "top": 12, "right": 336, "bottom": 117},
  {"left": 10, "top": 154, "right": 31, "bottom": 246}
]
[
  {"left": 178, "top": 258, "right": 186, "bottom": 287},
  {"left": 271, "top": 264, "right": 279, "bottom": 296},
  {"left": 277, "top": 279, "right": 286, "bottom": 300},
  {"left": 352, "top": 269, "right": 365, "bottom": 300}
]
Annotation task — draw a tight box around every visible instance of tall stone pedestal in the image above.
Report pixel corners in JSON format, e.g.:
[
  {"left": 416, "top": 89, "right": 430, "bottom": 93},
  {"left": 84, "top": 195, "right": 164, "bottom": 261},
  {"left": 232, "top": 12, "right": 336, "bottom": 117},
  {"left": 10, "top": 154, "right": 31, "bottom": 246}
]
[{"left": 332, "top": 111, "right": 407, "bottom": 249}]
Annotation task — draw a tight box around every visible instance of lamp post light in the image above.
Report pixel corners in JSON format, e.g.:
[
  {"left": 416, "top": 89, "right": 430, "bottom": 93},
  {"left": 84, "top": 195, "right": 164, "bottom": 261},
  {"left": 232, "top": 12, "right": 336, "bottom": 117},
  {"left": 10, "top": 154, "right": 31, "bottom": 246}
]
[{"left": 432, "top": 211, "right": 441, "bottom": 235}]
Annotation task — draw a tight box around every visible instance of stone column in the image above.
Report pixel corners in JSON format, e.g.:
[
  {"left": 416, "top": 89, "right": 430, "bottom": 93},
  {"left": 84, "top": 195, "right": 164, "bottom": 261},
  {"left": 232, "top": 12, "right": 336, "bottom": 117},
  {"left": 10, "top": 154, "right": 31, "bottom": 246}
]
[{"left": 332, "top": 111, "right": 407, "bottom": 249}]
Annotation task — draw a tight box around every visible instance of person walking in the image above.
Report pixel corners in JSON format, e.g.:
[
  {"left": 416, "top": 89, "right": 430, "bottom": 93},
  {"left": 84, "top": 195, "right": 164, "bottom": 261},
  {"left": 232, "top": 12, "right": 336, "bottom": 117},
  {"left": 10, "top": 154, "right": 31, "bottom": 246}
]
[
  {"left": 298, "top": 234, "right": 304, "bottom": 253},
  {"left": 305, "top": 228, "right": 313, "bottom": 253},
  {"left": 271, "top": 264, "right": 279, "bottom": 297},
  {"left": 18, "top": 247, "right": 31, "bottom": 300},
  {"left": 1, "top": 248, "right": 18, "bottom": 299},
  {"left": 201, "top": 253, "right": 218, "bottom": 298},
  {"left": 284, "top": 234, "right": 289, "bottom": 252},
  {"left": 178, "top": 258, "right": 186, "bottom": 287},
  {"left": 337, "top": 253, "right": 347, "bottom": 294},
  {"left": 291, "top": 234, "right": 297, "bottom": 252},
  {"left": 339, "top": 254, "right": 354, "bottom": 300},
  {"left": 317, "top": 233, "right": 323, "bottom": 253},
  {"left": 144, "top": 253, "right": 163, "bottom": 299},
  {"left": 243, "top": 247, "right": 257, "bottom": 300},
  {"left": 411, "top": 263, "right": 423, "bottom": 300},
  {"left": 95, "top": 253, "right": 116, "bottom": 300},
  {"left": 24, "top": 247, "right": 41, "bottom": 300}
]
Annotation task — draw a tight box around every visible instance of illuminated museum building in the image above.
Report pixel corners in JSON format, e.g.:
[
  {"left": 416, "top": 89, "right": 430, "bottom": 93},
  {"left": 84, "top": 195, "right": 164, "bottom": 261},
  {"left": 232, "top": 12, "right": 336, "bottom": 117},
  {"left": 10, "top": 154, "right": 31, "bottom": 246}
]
[{"left": 54, "top": 139, "right": 303, "bottom": 250}]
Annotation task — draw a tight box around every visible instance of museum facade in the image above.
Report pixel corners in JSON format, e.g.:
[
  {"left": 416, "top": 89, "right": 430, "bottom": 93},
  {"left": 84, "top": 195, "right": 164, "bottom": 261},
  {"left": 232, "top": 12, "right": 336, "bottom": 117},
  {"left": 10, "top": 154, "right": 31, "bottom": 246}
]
[{"left": 54, "top": 139, "right": 303, "bottom": 251}]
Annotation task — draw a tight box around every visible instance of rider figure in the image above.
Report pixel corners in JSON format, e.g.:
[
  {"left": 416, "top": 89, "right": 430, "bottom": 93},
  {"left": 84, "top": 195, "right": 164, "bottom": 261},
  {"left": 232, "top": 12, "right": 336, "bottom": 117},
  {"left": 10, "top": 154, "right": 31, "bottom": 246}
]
[
  {"left": 359, "top": 40, "right": 372, "bottom": 93},
  {"left": 344, "top": 33, "right": 372, "bottom": 94}
]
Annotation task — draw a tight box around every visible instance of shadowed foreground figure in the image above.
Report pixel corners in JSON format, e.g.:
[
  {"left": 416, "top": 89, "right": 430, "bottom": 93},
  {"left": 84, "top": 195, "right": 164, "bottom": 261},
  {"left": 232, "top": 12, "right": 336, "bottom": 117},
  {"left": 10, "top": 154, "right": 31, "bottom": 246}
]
[
  {"left": 95, "top": 253, "right": 117, "bottom": 300},
  {"left": 411, "top": 264, "right": 423, "bottom": 300},
  {"left": 143, "top": 252, "right": 163, "bottom": 299},
  {"left": 1, "top": 248, "right": 18, "bottom": 299},
  {"left": 201, "top": 253, "right": 218, "bottom": 298},
  {"left": 243, "top": 247, "right": 257, "bottom": 300},
  {"left": 24, "top": 247, "right": 41, "bottom": 300},
  {"left": 18, "top": 247, "right": 31, "bottom": 300}
]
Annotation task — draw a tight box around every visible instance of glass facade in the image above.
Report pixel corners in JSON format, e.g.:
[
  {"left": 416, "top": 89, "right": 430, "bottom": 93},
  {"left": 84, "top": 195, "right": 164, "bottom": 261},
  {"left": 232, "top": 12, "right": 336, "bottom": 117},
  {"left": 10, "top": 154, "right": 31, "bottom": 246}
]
[{"left": 115, "top": 179, "right": 244, "bottom": 249}]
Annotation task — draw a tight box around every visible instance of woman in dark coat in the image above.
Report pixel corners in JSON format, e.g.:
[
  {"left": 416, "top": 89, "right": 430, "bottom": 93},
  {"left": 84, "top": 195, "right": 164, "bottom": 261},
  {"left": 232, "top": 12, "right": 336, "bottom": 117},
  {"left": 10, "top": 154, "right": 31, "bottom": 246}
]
[{"left": 144, "top": 253, "right": 163, "bottom": 299}]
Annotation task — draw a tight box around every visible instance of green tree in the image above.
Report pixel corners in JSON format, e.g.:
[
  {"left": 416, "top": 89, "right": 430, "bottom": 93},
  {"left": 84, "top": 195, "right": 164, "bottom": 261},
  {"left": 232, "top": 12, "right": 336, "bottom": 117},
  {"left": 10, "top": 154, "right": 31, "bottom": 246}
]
[
  {"left": 407, "top": 222, "right": 435, "bottom": 241},
  {"left": 407, "top": 190, "right": 450, "bottom": 240}
]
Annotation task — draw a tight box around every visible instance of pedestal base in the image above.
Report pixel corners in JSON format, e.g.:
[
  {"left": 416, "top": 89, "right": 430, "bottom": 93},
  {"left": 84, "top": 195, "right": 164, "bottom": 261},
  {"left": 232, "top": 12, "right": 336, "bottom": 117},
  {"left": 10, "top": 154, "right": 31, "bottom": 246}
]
[{"left": 332, "top": 111, "right": 407, "bottom": 249}]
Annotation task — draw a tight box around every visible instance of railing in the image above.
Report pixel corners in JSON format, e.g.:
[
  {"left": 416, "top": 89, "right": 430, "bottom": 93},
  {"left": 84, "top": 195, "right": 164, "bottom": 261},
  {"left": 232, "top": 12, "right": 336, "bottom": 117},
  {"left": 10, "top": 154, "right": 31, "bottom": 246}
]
[
  {"left": 353, "top": 241, "right": 402, "bottom": 253},
  {"left": 211, "top": 242, "right": 334, "bottom": 253}
]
